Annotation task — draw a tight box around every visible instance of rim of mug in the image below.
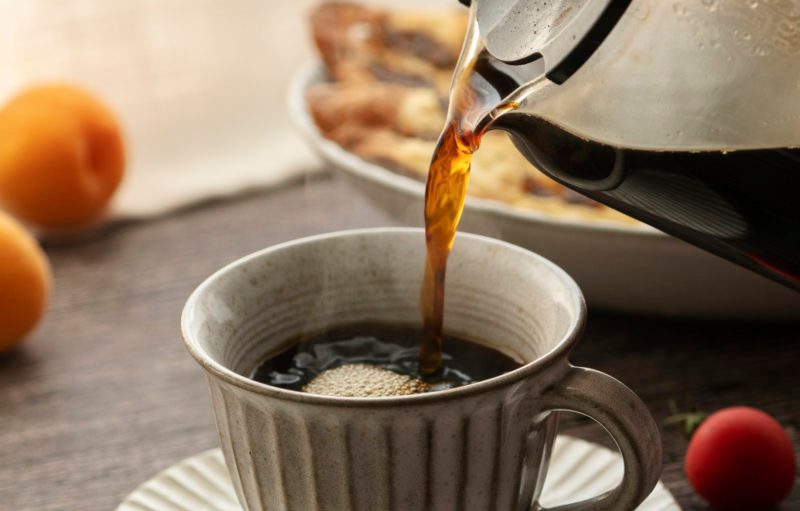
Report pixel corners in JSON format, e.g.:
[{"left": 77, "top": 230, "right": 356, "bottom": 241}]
[{"left": 180, "top": 227, "right": 586, "bottom": 407}]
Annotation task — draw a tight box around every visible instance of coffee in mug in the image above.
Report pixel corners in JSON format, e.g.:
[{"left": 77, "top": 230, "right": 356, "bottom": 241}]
[{"left": 250, "top": 322, "right": 521, "bottom": 397}]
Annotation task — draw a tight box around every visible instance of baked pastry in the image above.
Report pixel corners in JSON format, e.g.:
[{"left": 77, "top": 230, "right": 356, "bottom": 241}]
[
  {"left": 306, "top": 1, "right": 636, "bottom": 225},
  {"left": 310, "top": 1, "right": 465, "bottom": 95}
]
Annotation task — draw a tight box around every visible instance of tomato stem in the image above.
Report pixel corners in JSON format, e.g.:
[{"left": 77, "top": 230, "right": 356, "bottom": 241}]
[{"left": 663, "top": 400, "right": 709, "bottom": 439}]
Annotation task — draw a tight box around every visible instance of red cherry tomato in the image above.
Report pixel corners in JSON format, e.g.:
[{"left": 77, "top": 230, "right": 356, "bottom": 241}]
[{"left": 685, "top": 407, "right": 796, "bottom": 511}]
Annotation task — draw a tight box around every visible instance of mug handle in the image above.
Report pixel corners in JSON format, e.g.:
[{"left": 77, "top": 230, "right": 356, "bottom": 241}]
[{"left": 531, "top": 366, "right": 663, "bottom": 511}]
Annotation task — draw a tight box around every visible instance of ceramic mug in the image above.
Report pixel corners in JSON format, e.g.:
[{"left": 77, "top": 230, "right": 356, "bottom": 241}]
[{"left": 181, "top": 228, "right": 662, "bottom": 511}]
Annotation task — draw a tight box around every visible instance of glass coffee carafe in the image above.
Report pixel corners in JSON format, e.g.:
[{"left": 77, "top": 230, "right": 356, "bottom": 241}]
[{"left": 453, "top": 0, "right": 800, "bottom": 290}]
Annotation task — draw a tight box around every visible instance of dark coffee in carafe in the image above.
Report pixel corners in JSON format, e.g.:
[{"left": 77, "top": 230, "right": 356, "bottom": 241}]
[{"left": 496, "top": 113, "right": 800, "bottom": 286}]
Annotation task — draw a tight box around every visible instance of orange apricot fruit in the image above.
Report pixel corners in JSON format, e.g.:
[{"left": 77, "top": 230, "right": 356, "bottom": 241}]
[
  {"left": 0, "top": 84, "right": 125, "bottom": 228},
  {"left": 0, "top": 211, "right": 51, "bottom": 352}
]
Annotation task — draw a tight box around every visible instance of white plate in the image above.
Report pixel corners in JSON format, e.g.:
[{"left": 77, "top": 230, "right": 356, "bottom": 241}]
[
  {"left": 289, "top": 65, "right": 800, "bottom": 318},
  {"left": 117, "top": 436, "right": 680, "bottom": 511}
]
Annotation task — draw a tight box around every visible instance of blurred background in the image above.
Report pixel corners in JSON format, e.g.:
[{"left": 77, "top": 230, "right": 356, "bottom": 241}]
[
  {"left": 0, "top": 0, "right": 322, "bottom": 217},
  {"left": 0, "top": 0, "right": 449, "bottom": 220}
]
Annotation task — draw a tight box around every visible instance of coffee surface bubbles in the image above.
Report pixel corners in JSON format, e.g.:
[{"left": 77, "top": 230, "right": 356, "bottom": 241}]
[{"left": 250, "top": 323, "right": 521, "bottom": 397}]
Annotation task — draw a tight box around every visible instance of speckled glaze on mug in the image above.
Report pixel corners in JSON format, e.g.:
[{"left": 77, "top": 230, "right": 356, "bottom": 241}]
[{"left": 181, "top": 228, "right": 662, "bottom": 511}]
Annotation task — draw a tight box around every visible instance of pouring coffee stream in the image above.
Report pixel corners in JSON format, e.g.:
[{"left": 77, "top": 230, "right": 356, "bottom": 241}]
[
  {"left": 419, "top": 0, "right": 557, "bottom": 376},
  {"left": 421, "top": 0, "right": 800, "bottom": 374}
]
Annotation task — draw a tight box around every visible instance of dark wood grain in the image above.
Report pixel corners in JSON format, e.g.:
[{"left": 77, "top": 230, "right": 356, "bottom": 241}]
[{"left": 0, "top": 174, "right": 797, "bottom": 510}]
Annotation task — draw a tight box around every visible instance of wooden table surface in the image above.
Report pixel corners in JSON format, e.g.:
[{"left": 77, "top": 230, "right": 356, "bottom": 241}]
[{"left": 1, "top": 175, "right": 798, "bottom": 511}]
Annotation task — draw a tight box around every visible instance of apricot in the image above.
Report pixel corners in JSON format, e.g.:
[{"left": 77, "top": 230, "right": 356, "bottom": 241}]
[
  {"left": 0, "top": 84, "right": 125, "bottom": 228},
  {"left": 0, "top": 211, "right": 50, "bottom": 352}
]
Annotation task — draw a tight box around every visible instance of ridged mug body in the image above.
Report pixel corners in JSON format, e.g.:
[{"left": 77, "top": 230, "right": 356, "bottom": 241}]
[{"left": 208, "top": 361, "right": 567, "bottom": 511}]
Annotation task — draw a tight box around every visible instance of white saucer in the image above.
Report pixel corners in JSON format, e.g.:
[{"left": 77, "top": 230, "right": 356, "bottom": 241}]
[{"left": 117, "top": 435, "right": 680, "bottom": 510}]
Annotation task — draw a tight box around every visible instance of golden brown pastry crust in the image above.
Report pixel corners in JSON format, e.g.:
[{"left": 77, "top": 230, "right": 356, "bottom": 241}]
[
  {"left": 309, "top": 2, "right": 461, "bottom": 94},
  {"left": 306, "top": 82, "right": 444, "bottom": 141}
]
